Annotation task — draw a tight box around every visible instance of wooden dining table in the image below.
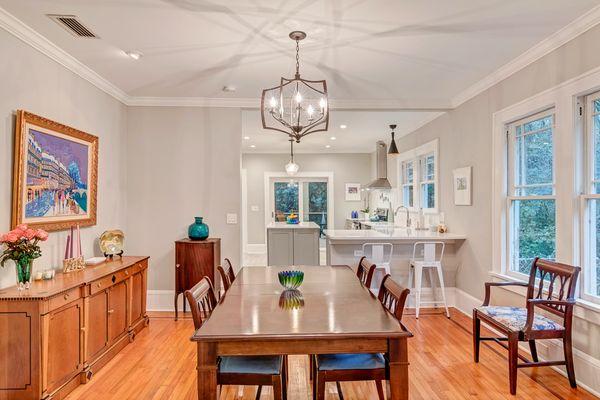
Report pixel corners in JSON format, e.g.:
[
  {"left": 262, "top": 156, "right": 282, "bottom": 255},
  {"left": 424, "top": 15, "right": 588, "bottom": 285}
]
[{"left": 191, "top": 265, "right": 413, "bottom": 399}]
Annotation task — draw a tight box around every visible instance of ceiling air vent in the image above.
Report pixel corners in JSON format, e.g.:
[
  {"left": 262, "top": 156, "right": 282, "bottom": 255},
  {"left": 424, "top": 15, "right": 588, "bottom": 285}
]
[{"left": 47, "top": 14, "right": 99, "bottom": 38}]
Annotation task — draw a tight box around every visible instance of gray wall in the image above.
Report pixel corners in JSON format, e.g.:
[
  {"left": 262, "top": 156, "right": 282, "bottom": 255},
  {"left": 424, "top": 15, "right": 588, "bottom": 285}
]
[
  {"left": 0, "top": 28, "right": 128, "bottom": 289},
  {"left": 126, "top": 107, "right": 242, "bottom": 291},
  {"left": 393, "top": 23, "right": 600, "bottom": 359},
  {"left": 242, "top": 153, "right": 372, "bottom": 245}
]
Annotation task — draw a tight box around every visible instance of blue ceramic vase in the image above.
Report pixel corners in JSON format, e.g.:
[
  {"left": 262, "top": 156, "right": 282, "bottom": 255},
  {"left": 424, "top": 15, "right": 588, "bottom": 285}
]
[{"left": 188, "top": 217, "right": 209, "bottom": 240}]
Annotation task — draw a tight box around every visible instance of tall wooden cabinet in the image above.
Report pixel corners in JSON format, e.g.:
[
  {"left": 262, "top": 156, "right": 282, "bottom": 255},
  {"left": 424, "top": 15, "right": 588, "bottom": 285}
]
[
  {"left": 174, "top": 238, "right": 220, "bottom": 320},
  {"left": 0, "top": 256, "right": 149, "bottom": 400}
]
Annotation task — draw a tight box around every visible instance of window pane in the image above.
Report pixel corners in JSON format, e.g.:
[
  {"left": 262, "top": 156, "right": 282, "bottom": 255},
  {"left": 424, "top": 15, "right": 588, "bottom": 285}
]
[
  {"left": 421, "top": 155, "right": 434, "bottom": 181},
  {"left": 403, "top": 185, "right": 413, "bottom": 207},
  {"left": 421, "top": 183, "right": 435, "bottom": 209},
  {"left": 274, "top": 182, "right": 298, "bottom": 219},
  {"left": 511, "top": 199, "right": 556, "bottom": 275},
  {"left": 594, "top": 114, "right": 600, "bottom": 186},
  {"left": 523, "top": 115, "right": 552, "bottom": 133},
  {"left": 586, "top": 198, "right": 600, "bottom": 297},
  {"left": 407, "top": 162, "right": 414, "bottom": 183},
  {"left": 515, "top": 186, "right": 553, "bottom": 196},
  {"left": 594, "top": 99, "right": 600, "bottom": 113},
  {"left": 515, "top": 129, "right": 553, "bottom": 188}
]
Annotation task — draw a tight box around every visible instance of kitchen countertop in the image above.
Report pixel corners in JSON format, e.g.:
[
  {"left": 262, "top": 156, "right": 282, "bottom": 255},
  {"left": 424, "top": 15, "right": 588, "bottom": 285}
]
[
  {"left": 267, "top": 221, "right": 320, "bottom": 229},
  {"left": 324, "top": 228, "right": 466, "bottom": 241}
]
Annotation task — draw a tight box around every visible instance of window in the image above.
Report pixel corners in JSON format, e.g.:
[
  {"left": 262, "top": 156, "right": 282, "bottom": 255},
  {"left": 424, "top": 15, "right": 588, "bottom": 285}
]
[
  {"left": 401, "top": 161, "right": 414, "bottom": 208},
  {"left": 582, "top": 91, "right": 600, "bottom": 300},
  {"left": 420, "top": 153, "right": 435, "bottom": 209},
  {"left": 397, "top": 140, "right": 438, "bottom": 211},
  {"left": 507, "top": 110, "right": 556, "bottom": 276}
]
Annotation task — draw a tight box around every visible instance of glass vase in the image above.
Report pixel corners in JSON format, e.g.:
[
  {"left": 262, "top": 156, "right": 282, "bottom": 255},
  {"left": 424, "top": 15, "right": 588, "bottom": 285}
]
[{"left": 15, "top": 258, "right": 33, "bottom": 290}]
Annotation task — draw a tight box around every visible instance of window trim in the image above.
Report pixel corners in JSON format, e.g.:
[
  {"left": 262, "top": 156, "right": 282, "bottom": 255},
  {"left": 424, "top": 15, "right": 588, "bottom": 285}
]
[{"left": 396, "top": 139, "right": 439, "bottom": 213}]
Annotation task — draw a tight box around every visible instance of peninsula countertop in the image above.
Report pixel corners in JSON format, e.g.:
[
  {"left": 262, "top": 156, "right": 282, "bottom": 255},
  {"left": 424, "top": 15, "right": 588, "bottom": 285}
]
[
  {"left": 324, "top": 228, "right": 466, "bottom": 242},
  {"left": 267, "top": 221, "right": 320, "bottom": 229}
]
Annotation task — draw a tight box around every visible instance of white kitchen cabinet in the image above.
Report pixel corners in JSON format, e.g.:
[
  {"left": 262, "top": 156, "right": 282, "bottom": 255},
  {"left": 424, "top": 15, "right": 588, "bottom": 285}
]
[{"left": 267, "top": 222, "right": 320, "bottom": 266}]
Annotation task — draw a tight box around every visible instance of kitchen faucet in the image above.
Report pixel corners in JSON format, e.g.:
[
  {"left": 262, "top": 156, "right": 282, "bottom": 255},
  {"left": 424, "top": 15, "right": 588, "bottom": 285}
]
[{"left": 394, "top": 206, "right": 411, "bottom": 228}]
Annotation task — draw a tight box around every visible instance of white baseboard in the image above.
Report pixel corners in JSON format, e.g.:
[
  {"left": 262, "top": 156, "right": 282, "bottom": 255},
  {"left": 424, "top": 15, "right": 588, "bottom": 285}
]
[
  {"left": 147, "top": 289, "right": 189, "bottom": 312},
  {"left": 454, "top": 288, "right": 600, "bottom": 397},
  {"left": 245, "top": 244, "right": 267, "bottom": 254}
]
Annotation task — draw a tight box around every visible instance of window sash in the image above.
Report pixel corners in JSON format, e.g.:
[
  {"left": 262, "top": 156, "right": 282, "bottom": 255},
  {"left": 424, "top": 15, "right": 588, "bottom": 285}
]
[{"left": 506, "top": 109, "right": 556, "bottom": 276}]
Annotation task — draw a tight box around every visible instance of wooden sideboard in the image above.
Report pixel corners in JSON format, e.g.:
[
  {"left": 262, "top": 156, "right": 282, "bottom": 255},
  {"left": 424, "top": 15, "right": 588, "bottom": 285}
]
[
  {"left": 174, "top": 238, "right": 220, "bottom": 320},
  {"left": 0, "top": 256, "right": 149, "bottom": 400}
]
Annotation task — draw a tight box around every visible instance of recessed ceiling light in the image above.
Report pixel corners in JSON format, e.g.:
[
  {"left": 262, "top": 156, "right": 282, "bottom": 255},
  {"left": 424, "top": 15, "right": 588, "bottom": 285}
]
[
  {"left": 330, "top": 136, "right": 336, "bottom": 140},
  {"left": 125, "top": 50, "right": 143, "bottom": 60},
  {"left": 222, "top": 85, "right": 237, "bottom": 92},
  {"left": 325, "top": 145, "right": 331, "bottom": 149},
  {"left": 243, "top": 136, "right": 250, "bottom": 140},
  {"left": 250, "top": 144, "right": 256, "bottom": 148},
  {"left": 340, "top": 124, "right": 347, "bottom": 129}
]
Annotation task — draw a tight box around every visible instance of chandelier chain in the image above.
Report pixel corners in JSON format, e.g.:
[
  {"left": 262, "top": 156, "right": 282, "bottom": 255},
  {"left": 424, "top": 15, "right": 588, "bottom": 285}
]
[{"left": 295, "top": 39, "right": 300, "bottom": 77}]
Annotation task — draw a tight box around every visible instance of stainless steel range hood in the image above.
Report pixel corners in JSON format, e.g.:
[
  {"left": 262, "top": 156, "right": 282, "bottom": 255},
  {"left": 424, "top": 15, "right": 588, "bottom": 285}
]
[{"left": 367, "top": 140, "right": 392, "bottom": 190}]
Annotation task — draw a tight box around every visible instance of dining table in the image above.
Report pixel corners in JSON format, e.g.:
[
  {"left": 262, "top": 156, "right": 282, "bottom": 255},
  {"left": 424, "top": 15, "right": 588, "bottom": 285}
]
[{"left": 191, "top": 265, "right": 413, "bottom": 399}]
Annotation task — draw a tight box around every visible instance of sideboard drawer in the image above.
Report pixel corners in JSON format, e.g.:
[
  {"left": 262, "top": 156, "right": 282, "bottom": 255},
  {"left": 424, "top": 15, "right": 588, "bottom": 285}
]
[
  {"left": 91, "top": 271, "right": 127, "bottom": 295},
  {"left": 47, "top": 287, "right": 81, "bottom": 312}
]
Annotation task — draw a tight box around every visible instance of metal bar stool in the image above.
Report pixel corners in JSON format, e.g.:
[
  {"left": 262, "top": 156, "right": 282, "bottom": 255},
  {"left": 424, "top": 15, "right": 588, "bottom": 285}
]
[
  {"left": 361, "top": 243, "right": 393, "bottom": 292},
  {"left": 408, "top": 241, "right": 449, "bottom": 318}
]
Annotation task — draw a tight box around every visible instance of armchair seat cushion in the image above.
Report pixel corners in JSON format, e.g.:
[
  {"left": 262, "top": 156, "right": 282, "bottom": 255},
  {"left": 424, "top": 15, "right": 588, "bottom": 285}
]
[
  {"left": 477, "top": 306, "right": 563, "bottom": 332},
  {"left": 219, "top": 355, "right": 282, "bottom": 375},
  {"left": 317, "top": 353, "right": 386, "bottom": 371}
]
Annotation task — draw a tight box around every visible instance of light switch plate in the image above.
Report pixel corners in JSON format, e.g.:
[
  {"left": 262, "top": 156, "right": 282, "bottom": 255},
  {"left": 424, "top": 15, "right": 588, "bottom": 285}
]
[{"left": 226, "top": 213, "right": 238, "bottom": 224}]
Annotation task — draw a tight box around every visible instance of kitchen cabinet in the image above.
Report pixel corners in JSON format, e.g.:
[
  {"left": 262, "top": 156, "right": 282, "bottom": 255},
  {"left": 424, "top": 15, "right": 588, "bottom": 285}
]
[{"left": 267, "top": 222, "right": 320, "bottom": 266}]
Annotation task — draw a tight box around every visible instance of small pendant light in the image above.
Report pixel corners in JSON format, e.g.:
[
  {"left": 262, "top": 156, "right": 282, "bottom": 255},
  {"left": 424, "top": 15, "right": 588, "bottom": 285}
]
[
  {"left": 285, "top": 140, "right": 299, "bottom": 176},
  {"left": 388, "top": 124, "right": 399, "bottom": 155}
]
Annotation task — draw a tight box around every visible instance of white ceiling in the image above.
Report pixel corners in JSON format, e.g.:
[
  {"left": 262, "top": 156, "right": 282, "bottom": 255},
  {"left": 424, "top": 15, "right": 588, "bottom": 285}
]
[
  {"left": 1, "top": 0, "right": 599, "bottom": 105},
  {"left": 241, "top": 109, "right": 442, "bottom": 153}
]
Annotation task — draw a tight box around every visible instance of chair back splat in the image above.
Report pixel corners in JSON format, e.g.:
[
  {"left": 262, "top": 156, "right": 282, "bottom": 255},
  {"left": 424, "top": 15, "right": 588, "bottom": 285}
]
[
  {"left": 184, "top": 277, "right": 218, "bottom": 330},
  {"left": 357, "top": 256, "right": 376, "bottom": 288},
  {"left": 224, "top": 258, "right": 236, "bottom": 283},
  {"left": 378, "top": 274, "right": 410, "bottom": 321},
  {"left": 527, "top": 258, "right": 580, "bottom": 317}
]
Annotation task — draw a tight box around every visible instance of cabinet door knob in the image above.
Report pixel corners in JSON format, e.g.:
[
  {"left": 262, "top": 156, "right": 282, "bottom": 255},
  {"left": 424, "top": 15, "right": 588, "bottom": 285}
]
[
  {"left": 108, "top": 309, "right": 115, "bottom": 314},
  {"left": 64, "top": 294, "right": 69, "bottom": 300},
  {"left": 96, "top": 283, "right": 101, "bottom": 288},
  {"left": 125, "top": 270, "right": 129, "bottom": 275}
]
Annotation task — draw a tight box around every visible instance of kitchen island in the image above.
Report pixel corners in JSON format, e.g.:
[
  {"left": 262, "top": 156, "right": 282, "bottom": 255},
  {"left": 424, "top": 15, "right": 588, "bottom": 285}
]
[
  {"left": 324, "top": 228, "right": 466, "bottom": 293},
  {"left": 267, "top": 221, "right": 320, "bottom": 266}
]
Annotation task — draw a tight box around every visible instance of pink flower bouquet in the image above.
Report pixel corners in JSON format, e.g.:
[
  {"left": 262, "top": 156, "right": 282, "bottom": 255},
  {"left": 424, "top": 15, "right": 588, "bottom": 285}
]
[{"left": 0, "top": 224, "right": 49, "bottom": 289}]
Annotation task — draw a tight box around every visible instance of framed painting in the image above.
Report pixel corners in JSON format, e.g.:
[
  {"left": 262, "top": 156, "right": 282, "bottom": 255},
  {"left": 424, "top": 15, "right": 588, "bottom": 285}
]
[
  {"left": 345, "top": 183, "right": 361, "bottom": 201},
  {"left": 453, "top": 166, "right": 472, "bottom": 206},
  {"left": 12, "top": 110, "right": 98, "bottom": 231}
]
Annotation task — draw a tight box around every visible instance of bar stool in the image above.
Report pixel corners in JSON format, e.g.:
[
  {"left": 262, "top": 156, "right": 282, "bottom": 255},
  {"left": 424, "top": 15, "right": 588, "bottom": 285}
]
[
  {"left": 361, "top": 243, "right": 393, "bottom": 292},
  {"left": 408, "top": 241, "right": 449, "bottom": 318}
]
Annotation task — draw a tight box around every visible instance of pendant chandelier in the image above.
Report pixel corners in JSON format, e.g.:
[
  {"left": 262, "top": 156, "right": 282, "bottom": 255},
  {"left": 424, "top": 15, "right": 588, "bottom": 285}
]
[
  {"left": 388, "top": 124, "right": 399, "bottom": 155},
  {"left": 261, "top": 31, "right": 329, "bottom": 143},
  {"left": 285, "top": 140, "right": 299, "bottom": 176}
]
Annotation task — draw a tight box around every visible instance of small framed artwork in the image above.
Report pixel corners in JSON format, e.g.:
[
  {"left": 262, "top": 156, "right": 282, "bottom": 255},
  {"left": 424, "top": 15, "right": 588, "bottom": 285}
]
[
  {"left": 12, "top": 110, "right": 98, "bottom": 231},
  {"left": 453, "top": 166, "right": 472, "bottom": 206},
  {"left": 345, "top": 183, "right": 361, "bottom": 201}
]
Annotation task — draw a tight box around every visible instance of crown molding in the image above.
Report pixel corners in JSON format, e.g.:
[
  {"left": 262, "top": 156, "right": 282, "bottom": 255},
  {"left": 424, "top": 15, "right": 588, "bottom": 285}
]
[
  {"left": 451, "top": 4, "right": 600, "bottom": 108},
  {"left": 0, "top": 6, "right": 129, "bottom": 104},
  {"left": 126, "top": 96, "right": 260, "bottom": 107}
]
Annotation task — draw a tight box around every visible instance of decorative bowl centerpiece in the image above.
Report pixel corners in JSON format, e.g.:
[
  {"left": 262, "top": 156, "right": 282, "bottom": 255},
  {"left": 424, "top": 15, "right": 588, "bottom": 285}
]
[
  {"left": 286, "top": 213, "right": 299, "bottom": 224},
  {"left": 278, "top": 270, "right": 304, "bottom": 289}
]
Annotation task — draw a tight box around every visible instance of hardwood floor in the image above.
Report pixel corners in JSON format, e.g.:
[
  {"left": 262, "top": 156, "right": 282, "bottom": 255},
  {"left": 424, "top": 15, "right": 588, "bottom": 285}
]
[{"left": 65, "top": 308, "right": 597, "bottom": 400}]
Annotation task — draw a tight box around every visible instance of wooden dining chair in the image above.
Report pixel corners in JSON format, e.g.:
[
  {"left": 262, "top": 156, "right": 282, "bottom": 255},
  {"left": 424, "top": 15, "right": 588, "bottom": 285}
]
[
  {"left": 224, "top": 258, "right": 236, "bottom": 283},
  {"left": 312, "top": 274, "right": 410, "bottom": 400},
  {"left": 185, "top": 277, "right": 287, "bottom": 400},
  {"left": 473, "top": 258, "right": 580, "bottom": 395},
  {"left": 217, "top": 265, "right": 232, "bottom": 292},
  {"left": 356, "top": 256, "right": 376, "bottom": 288}
]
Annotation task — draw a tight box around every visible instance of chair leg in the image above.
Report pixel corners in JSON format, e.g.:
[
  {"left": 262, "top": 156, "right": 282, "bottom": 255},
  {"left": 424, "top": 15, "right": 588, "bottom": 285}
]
[
  {"left": 375, "top": 380, "right": 385, "bottom": 400},
  {"left": 435, "top": 264, "right": 450, "bottom": 318},
  {"left": 174, "top": 293, "right": 178, "bottom": 321},
  {"left": 528, "top": 340, "right": 539, "bottom": 362},
  {"left": 255, "top": 385, "right": 262, "bottom": 400},
  {"left": 473, "top": 310, "right": 480, "bottom": 363},
  {"left": 282, "top": 358, "right": 288, "bottom": 400},
  {"left": 336, "top": 381, "right": 344, "bottom": 400},
  {"left": 272, "top": 376, "right": 282, "bottom": 400},
  {"left": 414, "top": 265, "right": 423, "bottom": 318},
  {"left": 316, "top": 372, "right": 326, "bottom": 400},
  {"left": 508, "top": 334, "right": 519, "bottom": 395},
  {"left": 563, "top": 334, "right": 577, "bottom": 388}
]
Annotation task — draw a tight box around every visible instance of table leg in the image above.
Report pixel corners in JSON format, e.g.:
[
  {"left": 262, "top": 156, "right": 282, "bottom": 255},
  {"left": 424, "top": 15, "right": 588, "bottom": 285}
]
[
  {"left": 197, "top": 342, "right": 218, "bottom": 400},
  {"left": 387, "top": 338, "right": 409, "bottom": 400}
]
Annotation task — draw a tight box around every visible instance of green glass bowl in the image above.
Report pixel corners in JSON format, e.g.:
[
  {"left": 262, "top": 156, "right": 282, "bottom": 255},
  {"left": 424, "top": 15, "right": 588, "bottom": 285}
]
[{"left": 278, "top": 270, "right": 304, "bottom": 289}]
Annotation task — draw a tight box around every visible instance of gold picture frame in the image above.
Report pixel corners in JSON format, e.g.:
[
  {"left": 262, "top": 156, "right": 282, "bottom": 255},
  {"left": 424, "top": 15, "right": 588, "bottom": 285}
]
[{"left": 12, "top": 110, "right": 98, "bottom": 231}]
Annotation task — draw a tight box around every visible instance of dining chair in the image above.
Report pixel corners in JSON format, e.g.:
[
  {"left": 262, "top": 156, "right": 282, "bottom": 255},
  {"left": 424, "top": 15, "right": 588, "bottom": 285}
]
[
  {"left": 356, "top": 256, "right": 377, "bottom": 288},
  {"left": 185, "top": 277, "right": 287, "bottom": 400},
  {"left": 408, "top": 241, "right": 449, "bottom": 318},
  {"left": 312, "top": 274, "right": 410, "bottom": 400},
  {"left": 473, "top": 258, "right": 580, "bottom": 395},
  {"left": 224, "top": 258, "right": 236, "bottom": 283}
]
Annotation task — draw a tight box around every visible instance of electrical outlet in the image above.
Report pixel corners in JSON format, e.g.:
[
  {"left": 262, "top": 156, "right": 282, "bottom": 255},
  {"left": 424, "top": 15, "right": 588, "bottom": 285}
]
[
  {"left": 354, "top": 250, "right": 364, "bottom": 257},
  {"left": 226, "top": 213, "right": 238, "bottom": 224},
  {"left": 251, "top": 205, "right": 259, "bottom": 212}
]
